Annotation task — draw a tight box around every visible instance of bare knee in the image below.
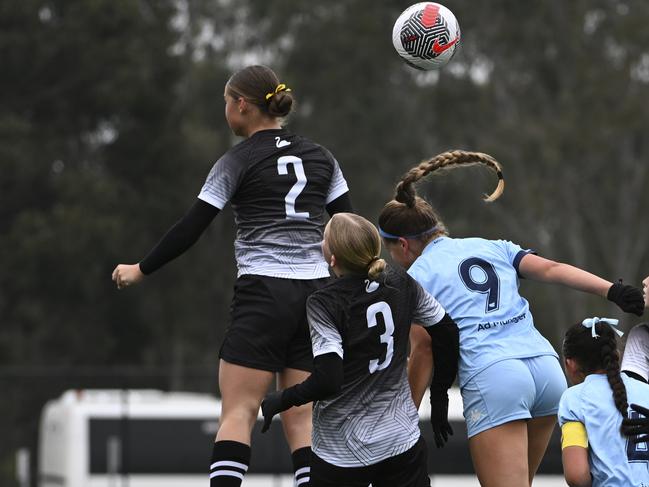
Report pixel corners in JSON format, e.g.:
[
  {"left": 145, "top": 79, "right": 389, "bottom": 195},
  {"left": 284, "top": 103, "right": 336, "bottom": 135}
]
[
  {"left": 217, "top": 402, "right": 260, "bottom": 442},
  {"left": 280, "top": 404, "right": 312, "bottom": 450}
]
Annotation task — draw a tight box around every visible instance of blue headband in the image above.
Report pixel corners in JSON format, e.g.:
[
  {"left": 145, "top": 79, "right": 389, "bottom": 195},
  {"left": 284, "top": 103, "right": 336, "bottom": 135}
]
[
  {"left": 581, "top": 317, "right": 624, "bottom": 338},
  {"left": 378, "top": 226, "right": 438, "bottom": 240}
]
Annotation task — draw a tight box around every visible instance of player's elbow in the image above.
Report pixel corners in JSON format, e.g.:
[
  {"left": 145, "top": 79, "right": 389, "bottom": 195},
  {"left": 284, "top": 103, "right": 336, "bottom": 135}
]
[
  {"left": 562, "top": 453, "right": 591, "bottom": 487},
  {"left": 565, "top": 475, "right": 591, "bottom": 487}
]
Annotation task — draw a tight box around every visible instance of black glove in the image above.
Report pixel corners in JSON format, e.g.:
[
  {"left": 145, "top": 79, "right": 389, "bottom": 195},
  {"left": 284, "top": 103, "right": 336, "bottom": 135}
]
[
  {"left": 430, "top": 388, "right": 453, "bottom": 448},
  {"left": 607, "top": 282, "right": 645, "bottom": 316},
  {"left": 260, "top": 390, "right": 285, "bottom": 433},
  {"left": 621, "top": 403, "right": 649, "bottom": 443}
]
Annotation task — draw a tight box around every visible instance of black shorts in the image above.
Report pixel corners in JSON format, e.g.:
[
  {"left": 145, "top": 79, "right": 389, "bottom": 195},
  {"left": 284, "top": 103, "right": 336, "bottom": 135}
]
[
  {"left": 310, "top": 436, "right": 430, "bottom": 487},
  {"left": 219, "top": 274, "right": 330, "bottom": 373}
]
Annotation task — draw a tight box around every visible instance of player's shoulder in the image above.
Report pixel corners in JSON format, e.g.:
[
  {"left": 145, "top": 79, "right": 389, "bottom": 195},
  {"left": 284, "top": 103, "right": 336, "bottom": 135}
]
[
  {"left": 214, "top": 135, "right": 255, "bottom": 169},
  {"left": 558, "top": 382, "right": 586, "bottom": 422},
  {"left": 452, "top": 236, "right": 505, "bottom": 251},
  {"left": 455, "top": 237, "right": 526, "bottom": 264},
  {"left": 382, "top": 264, "right": 411, "bottom": 287},
  {"left": 561, "top": 382, "right": 586, "bottom": 402},
  {"left": 562, "top": 376, "right": 604, "bottom": 410},
  {"left": 308, "top": 277, "right": 351, "bottom": 304},
  {"left": 247, "top": 128, "right": 336, "bottom": 165},
  {"left": 309, "top": 272, "right": 394, "bottom": 305}
]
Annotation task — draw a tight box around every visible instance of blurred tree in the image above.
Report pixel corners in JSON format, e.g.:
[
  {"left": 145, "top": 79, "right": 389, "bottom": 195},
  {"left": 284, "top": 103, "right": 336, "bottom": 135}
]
[{"left": 1, "top": 0, "right": 649, "bottom": 485}]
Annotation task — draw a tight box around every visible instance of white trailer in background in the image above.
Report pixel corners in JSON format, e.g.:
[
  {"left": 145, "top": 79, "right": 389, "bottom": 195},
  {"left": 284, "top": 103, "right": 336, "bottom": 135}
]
[
  {"left": 38, "top": 389, "right": 222, "bottom": 487},
  {"left": 37, "top": 388, "right": 565, "bottom": 487}
]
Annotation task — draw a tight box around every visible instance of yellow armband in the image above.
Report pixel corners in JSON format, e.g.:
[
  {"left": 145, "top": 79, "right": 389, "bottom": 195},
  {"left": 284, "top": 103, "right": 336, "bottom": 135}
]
[{"left": 561, "top": 421, "right": 588, "bottom": 449}]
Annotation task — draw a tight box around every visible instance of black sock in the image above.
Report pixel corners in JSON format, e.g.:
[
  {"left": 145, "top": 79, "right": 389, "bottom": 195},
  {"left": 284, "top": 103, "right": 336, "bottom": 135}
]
[
  {"left": 209, "top": 440, "right": 250, "bottom": 487},
  {"left": 292, "top": 446, "right": 312, "bottom": 486}
]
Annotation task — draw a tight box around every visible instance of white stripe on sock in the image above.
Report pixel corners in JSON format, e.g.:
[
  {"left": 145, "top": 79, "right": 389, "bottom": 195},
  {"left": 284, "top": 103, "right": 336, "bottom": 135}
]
[
  {"left": 210, "top": 460, "right": 249, "bottom": 472},
  {"left": 209, "top": 470, "right": 245, "bottom": 480},
  {"left": 294, "top": 466, "right": 310, "bottom": 477},
  {"left": 296, "top": 476, "right": 310, "bottom": 486}
]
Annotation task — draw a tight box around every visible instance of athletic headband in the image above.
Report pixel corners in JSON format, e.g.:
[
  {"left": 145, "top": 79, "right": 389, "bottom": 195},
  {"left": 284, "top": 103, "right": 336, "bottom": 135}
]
[
  {"left": 265, "top": 83, "right": 291, "bottom": 101},
  {"left": 581, "top": 317, "right": 624, "bottom": 338},
  {"left": 378, "top": 226, "right": 438, "bottom": 240}
]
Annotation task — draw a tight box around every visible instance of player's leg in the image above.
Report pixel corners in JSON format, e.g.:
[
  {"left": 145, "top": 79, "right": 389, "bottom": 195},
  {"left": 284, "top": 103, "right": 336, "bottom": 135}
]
[
  {"left": 469, "top": 420, "right": 529, "bottom": 487},
  {"left": 279, "top": 276, "right": 332, "bottom": 487},
  {"left": 216, "top": 360, "right": 274, "bottom": 442},
  {"left": 211, "top": 360, "right": 274, "bottom": 486},
  {"left": 462, "top": 359, "right": 537, "bottom": 487},
  {"left": 278, "top": 367, "right": 313, "bottom": 486},
  {"left": 526, "top": 355, "right": 567, "bottom": 484},
  {"left": 526, "top": 415, "right": 557, "bottom": 484},
  {"left": 211, "top": 275, "right": 282, "bottom": 486}
]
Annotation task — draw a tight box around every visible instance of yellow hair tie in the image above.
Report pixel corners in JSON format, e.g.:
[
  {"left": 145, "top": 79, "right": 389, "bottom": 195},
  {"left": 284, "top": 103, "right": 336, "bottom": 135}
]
[{"left": 265, "top": 83, "right": 291, "bottom": 101}]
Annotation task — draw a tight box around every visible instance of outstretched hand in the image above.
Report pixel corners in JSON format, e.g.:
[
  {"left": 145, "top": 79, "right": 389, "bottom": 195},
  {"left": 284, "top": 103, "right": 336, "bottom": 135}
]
[
  {"left": 430, "top": 390, "right": 453, "bottom": 448},
  {"left": 621, "top": 403, "right": 649, "bottom": 443},
  {"left": 260, "top": 391, "right": 285, "bottom": 433},
  {"left": 112, "top": 264, "right": 144, "bottom": 290},
  {"left": 607, "top": 282, "right": 644, "bottom": 316}
]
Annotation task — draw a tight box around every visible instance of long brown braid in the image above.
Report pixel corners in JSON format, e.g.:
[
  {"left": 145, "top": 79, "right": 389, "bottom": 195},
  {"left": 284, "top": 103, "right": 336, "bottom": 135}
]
[
  {"left": 379, "top": 150, "right": 504, "bottom": 241},
  {"left": 601, "top": 328, "right": 629, "bottom": 421},
  {"left": 395, "top": 150, "right": 504, "bottom": 207},
  {"left": 563, "top": 322, "right": 629, "bottom": 430}
]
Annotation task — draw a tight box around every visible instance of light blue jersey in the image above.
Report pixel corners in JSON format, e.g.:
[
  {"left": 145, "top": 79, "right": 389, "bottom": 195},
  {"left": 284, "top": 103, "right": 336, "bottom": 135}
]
[
  {"left": 407, "top": 236, "right": 557, "bottom": 387},
  {"left": 558, "top": 374, "right": 649, "bottom": 487}
]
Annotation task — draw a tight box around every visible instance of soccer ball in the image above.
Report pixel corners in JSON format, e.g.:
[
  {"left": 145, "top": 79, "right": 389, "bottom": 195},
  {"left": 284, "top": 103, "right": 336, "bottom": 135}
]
[{"left": 392, "top": 2, "right": 461, "bottom": 71}]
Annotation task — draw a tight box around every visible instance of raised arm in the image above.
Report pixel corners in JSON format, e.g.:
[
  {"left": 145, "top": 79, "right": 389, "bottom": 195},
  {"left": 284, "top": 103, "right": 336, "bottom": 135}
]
[
  {"left": 518, "top": 254, "right": 611, "bottom": 296},
  {"left": 112, "top": 199, "right": 219, "bottom": 289},
  {"left": 326, "top": 192, "right": 353, "bottom": 216},
  {"left": 518, "top": 253, "right": 644, "bottom": 316}
]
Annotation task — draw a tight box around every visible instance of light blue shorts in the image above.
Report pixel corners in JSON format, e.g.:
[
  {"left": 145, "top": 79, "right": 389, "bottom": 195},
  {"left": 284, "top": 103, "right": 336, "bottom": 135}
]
[{"left": 461, "top": 355, "right": 567, "bottom": 438}]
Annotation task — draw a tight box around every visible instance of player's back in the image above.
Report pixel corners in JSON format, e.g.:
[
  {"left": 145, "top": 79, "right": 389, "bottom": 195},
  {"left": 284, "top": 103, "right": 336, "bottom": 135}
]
[
  {"left": 308, "top": 266, "right": 424, "bottom": 467},
  {"left": 560, "top": 374, "right": 649, "bottom": 486},
  {"left": 407, "top": 236, "right": 556, "bottom": 386},
  {"left": 199, "top": 128, "right": 348, "bottom": 278}
]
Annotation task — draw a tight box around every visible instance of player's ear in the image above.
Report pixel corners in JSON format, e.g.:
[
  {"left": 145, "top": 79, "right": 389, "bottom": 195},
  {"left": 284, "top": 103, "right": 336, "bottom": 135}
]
[
  {"left": 398, "top": 237, "right": 409, "bottom": 254},
  {"left": 330, "top": 254, "right": 337, "bottom": 268},
  {"left": 237, "top": 97, "right": 248, "bottom": 113}
]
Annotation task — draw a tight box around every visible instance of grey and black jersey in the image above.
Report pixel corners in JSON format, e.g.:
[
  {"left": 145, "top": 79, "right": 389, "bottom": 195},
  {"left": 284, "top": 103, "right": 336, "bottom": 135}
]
[
  {"left": 622, "top": 324, "right": 649, "bottom": 382},
  {"left": 306, "top": 266, "right": 446, "bottom": 468},
  {"left": 198, "top": 128, "right": 348, "bottom": 279}
]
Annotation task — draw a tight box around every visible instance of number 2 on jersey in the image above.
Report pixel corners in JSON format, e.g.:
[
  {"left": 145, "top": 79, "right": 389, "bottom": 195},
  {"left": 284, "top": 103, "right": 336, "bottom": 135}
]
[
  {"left": 277, "top": 156, "right": 309, "bottom": 220},
  {"left": 366, "top": 301, "right": 395, "bottom": 373}
]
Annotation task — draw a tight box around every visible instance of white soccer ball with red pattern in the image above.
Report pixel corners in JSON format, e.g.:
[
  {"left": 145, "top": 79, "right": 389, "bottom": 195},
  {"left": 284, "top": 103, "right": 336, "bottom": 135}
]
[{"left": 392, "top": 2, "right": 461, "bottom": 70}]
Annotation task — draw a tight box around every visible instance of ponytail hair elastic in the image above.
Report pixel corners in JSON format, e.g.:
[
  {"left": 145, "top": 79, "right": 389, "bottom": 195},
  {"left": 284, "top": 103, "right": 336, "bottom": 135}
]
[
  {"left": 581, "top": 317, "right": 624, "bottom": 339},
  {"left": 265, "top": 83, "right": 291, "bottom": 101}
]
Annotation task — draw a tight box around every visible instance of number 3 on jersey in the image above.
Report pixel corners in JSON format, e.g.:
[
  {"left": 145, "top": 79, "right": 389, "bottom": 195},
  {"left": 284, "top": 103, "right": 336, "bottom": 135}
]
[
  {"left": 277, "top": 156, "right": 309, "bottom": 220},
  {"left": 366, "top": 301, "right": 395, "bottom": 373}
]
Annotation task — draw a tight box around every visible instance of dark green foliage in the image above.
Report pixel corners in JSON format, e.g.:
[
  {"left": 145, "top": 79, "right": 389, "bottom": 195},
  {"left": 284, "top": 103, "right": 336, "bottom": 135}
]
[{"left": 1, "top": 1, "right": 649, "bottom": 484}]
